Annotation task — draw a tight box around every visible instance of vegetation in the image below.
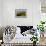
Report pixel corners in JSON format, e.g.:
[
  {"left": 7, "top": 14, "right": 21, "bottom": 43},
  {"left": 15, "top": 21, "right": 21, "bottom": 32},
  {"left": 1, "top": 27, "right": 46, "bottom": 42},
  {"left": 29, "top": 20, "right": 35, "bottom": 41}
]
[
  {"left": 37, "top": 21, "right": 45, "bottom": 32},
  {"left": 31, "top": 35, "right": 38, "bottom": 46}
]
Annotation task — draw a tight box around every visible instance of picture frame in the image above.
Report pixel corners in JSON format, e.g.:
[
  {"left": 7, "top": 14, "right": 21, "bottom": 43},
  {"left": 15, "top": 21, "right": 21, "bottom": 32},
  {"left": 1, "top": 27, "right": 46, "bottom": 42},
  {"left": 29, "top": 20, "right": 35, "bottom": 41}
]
[{"left": 15, "top": 9, "right": 27, "bottom": 18}]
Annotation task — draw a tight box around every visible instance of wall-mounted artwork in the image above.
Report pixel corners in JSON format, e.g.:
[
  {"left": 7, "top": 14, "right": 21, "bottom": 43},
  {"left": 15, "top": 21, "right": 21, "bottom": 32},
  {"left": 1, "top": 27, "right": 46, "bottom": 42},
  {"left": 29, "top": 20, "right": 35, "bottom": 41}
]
[
  {"left": 41, "top": 0, "right": 46, "bottom": 13},
  {"left": 15, "top": 9, "right": 27, "bottom": 18}
]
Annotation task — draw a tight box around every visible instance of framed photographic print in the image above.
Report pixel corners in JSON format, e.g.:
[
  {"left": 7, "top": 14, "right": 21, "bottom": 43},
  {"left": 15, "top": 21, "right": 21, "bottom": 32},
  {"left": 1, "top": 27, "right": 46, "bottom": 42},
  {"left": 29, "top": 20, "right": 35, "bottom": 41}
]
[{"left": 15, "top": 9, "right": 27, "bottom": 18}]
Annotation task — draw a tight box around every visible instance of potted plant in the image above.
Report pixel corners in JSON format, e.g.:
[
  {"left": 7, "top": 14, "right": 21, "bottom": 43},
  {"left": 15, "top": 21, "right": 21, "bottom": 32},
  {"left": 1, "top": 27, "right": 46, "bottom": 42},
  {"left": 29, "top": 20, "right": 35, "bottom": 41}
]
[
  {"left": 31, "top": 35, "right": 38, "bottom": 46},
  {"left": 37, "top": 21, "right": 46, "bottom": 37}
]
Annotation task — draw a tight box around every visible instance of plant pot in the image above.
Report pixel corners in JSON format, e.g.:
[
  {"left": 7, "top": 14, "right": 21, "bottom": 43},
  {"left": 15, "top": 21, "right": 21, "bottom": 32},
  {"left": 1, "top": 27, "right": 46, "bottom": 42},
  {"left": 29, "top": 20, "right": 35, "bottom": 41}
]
[
  {"left": 40, "top": 32, "right": 44, "bottom": 37},
  {"left": 33, "top": 41, "right": 36, "bottom": 46}
]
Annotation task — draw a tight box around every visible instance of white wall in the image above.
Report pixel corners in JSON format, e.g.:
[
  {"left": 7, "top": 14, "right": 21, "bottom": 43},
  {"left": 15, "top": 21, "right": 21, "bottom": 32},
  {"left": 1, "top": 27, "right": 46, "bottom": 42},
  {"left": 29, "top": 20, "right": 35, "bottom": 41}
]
[
  {"left": 0, "top": 0, "right": 2, "bottom": 26},
  {"left": 2, "top": 0, "right": 41, "bottom": 27}
]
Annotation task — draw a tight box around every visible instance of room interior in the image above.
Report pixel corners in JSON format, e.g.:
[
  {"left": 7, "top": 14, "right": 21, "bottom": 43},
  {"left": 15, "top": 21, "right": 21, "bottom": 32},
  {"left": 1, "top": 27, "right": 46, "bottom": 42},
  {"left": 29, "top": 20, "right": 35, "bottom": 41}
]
[{"left": 0, "top": 0, "right": 46, "bottom": 46}]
